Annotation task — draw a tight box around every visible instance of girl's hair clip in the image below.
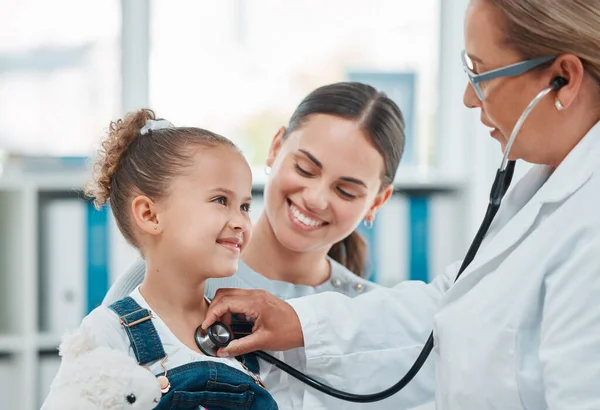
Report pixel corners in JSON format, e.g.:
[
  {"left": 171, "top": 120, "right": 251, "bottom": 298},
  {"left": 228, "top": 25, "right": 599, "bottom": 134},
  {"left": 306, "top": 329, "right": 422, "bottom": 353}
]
[{"left": 140, "top": 119, "right": 174, "bottom": 135}]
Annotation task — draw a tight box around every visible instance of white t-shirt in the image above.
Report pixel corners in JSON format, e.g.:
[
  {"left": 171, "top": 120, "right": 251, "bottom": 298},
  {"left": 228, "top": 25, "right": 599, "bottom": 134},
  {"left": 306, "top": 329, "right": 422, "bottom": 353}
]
[
  {"left": 82, "top": 287, "right": 303, "bottom": 408},
  {"left": 80, "top": 286, "right": 273, "bottom": 381}
]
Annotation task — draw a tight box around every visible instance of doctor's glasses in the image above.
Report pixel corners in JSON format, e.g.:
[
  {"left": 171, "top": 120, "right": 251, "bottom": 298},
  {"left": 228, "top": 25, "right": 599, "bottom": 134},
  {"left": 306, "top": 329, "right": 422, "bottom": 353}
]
[{"left": 461, "top": 50, "right": 557, "bottom": 101}]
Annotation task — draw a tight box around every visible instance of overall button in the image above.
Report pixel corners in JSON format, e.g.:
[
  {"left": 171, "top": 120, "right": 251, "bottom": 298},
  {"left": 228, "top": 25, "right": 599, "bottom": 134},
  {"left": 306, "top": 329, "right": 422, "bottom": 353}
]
[
  {"left": 331, "top": 277, "right": 342, "bottom": 288},
  {"left": 353, "top": 283, "right": 365, "bottom": 293}
]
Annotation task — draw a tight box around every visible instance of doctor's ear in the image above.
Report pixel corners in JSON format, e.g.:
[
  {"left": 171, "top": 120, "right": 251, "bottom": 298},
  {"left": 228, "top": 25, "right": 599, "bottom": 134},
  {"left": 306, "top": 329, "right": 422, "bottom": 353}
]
[
  {"left": 266, "top": 126, "right": 286, "bottom": 168},
  {"left": 131, "top": 195, "right": 162, "bottom": 235},
  {"left": 551, "top": 54, "right": 586, "bottom": 110}
]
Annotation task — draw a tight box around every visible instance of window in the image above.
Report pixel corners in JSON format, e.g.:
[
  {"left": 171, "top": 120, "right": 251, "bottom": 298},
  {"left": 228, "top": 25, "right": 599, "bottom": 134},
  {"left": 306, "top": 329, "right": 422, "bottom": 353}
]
[
  {"left": 150, "top": 0, "right": 440, "bottom": 170},
  {"left": 0, "top": 0, "right": 120, "bottom": 156}
]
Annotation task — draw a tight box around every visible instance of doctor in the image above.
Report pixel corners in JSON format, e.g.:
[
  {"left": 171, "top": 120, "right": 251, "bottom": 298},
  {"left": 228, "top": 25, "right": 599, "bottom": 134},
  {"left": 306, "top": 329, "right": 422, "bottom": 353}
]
[{"left": 202, "top": 0, "right": 600, "bottom": 409}]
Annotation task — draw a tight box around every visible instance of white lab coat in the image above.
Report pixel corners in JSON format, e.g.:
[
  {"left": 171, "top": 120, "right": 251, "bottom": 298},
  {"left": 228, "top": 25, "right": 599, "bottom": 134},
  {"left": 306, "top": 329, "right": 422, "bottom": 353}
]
[{"left": 283, "top": 122, "right": 600, "bottom": 410}]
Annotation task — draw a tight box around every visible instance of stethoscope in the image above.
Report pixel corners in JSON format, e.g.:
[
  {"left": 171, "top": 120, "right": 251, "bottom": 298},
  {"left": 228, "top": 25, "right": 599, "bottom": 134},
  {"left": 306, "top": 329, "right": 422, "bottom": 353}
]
[{"left": 194, "top": 76, "right": 569, "bottom": 403}]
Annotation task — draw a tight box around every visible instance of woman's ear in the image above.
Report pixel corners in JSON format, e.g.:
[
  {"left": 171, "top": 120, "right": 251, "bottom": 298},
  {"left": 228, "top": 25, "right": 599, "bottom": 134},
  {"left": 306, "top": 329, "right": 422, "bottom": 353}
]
[
  {"left": 131, "top": 195, "right": 162, "bottom": 235},
  {"left": 552, "top": 54, "right": 585, "bottom": 110},
  {"left": 365, "top": 185, "right": 394, "bottom": 222},
  {"left": 266, "top": 126, "right": 286, "bottom": 168}
]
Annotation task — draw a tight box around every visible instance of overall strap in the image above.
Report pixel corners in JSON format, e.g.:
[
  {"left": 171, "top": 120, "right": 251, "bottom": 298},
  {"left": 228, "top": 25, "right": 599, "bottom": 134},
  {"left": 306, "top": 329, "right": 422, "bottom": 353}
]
[
  {"left": 237, "top": 353, "right": 261, "bottom": 375},
  {"left": 108, "top": 296, "right": 166, "bottom": 366},
  {"left": 230, "top": 313, "right": 260, "bottom": 374}
]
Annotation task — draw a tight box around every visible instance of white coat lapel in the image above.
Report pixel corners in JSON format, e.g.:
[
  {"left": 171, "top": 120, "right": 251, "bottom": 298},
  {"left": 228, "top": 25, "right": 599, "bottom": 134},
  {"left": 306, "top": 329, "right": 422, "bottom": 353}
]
[
  {"left": 448, "top": 122, "right": 600, "bottom": 296},
  {"left": 446, "top": 169, "right": 546, "bottom": 296}
]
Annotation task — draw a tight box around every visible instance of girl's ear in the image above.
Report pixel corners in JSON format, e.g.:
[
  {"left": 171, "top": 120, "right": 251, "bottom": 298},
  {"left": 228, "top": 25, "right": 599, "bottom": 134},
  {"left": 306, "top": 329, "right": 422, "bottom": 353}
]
[{"left": 131, "top": 195, "right": 162, "bottom": 235}]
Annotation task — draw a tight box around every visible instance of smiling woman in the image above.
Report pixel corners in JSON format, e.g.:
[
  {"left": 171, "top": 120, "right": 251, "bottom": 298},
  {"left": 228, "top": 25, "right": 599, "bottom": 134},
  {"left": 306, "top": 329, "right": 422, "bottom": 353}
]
[{"left": 263, "top": 83, "right": 405, "bottom": 278}]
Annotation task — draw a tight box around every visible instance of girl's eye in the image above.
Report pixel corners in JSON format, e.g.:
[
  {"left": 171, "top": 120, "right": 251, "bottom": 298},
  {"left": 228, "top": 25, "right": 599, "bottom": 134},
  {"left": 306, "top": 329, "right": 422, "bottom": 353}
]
[
  {"left": 336, "top": 187, "right": 356, "bottom": 199},
  {"left": 213, "top": 196, "right": 227, "bottom": 206},
  {"left": 295, "top": 164, "right": 314, "bottom": 177},
  {"left": 241, "top": 203, "right": 251, "bottom": 212}
]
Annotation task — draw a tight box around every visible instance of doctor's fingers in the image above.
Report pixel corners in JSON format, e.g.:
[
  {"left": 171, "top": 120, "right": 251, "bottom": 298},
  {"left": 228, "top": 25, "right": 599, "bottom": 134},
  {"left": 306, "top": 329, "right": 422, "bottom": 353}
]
[
  {"left": 216, "top": 330, "right": 269, "bottom": 357},
  {"left": 210, "top": 288, "right": 258, "bottom": 308},
  {"left": 204, "top": 288, "right": 267, "bottom": 328},
  {"left": 203, "top": 290, "right": 304, "bottom": 353},
  {"left": 217, "top": 306, "right": 304, "bottom": 357}
]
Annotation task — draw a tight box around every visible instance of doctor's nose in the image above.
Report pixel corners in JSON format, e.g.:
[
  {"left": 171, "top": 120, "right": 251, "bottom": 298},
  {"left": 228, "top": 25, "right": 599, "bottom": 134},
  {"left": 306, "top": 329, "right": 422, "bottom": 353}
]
[{"left": 463, "top": 83, "right": 480, "bottom": 109}]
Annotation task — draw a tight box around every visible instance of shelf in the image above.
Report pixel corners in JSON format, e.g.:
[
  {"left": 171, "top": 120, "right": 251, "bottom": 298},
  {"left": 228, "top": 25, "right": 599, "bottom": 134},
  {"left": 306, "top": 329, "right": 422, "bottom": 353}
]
[
  {"left": 0, "top": 351, "right": 21, "bottom": 410},
  {"left": 0, "top": 170, "right": 89, "bottom": 192},
  {"left": 37, "top": 333, "right": 62, "bottom": 353},
  {"left": 0, "top": 336, "right": 24, "bottom": 354},
  {"left": 0, "top": 190, "right": 27, "bottom": 335},
  {"left": 392, "top": 166, "right": 465, "bottom": 192}
]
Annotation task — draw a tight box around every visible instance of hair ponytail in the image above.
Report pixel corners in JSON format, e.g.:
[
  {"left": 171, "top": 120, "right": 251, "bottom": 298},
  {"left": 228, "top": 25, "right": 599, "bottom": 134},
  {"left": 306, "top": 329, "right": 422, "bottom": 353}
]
[{"left": 327, "top": 230, "right": 368, "bottom": 277}]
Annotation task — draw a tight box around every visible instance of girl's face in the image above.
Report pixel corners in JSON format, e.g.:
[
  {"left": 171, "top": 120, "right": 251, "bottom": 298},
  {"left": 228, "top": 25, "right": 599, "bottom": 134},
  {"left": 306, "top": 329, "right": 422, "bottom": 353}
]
[
  {"left": 147, "top": 145, "right": 253, "bottom": 278},
  {"left": 263, "top": 113, "right": 392, "bottom": 254}
]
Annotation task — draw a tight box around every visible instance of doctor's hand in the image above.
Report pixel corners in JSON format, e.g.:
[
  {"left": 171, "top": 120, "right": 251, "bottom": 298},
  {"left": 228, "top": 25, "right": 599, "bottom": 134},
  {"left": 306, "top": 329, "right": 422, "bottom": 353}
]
[{"left": 202, "top": 288, "right": 304, "bottom": 357}]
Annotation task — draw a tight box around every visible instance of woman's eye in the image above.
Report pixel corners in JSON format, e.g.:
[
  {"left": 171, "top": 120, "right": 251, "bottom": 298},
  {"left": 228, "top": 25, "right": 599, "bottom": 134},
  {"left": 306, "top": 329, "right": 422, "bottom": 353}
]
[
  {"left": 295, "top": 164, "right": 313, "bottom": 177},
  {"left": 336, "top": 187, "right": 356, "bottom": 199},
  {"left": 241, "top": 203, "right": 251, "bottom": 212},
  {"left": 212, "top": 196, "right": 227, "bottom": 206}
]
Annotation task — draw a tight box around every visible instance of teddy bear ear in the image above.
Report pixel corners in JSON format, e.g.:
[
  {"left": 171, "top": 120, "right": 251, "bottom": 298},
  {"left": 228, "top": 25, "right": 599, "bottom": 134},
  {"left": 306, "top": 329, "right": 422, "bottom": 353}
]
[{"left": 58, "top": 327, "right": 98, "bottom": 359}]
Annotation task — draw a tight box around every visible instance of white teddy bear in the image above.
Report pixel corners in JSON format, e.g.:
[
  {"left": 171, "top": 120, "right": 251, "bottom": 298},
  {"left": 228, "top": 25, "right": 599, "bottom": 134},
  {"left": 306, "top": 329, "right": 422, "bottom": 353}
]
[{"left": 41, "top": 327, "right": 162, "bottom": 410}]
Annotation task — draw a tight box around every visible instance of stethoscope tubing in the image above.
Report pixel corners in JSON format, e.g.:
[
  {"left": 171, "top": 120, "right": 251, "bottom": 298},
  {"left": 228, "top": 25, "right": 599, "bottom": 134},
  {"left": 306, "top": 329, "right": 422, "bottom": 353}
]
[{"left": 199, "top": 81, "right": 563, "bottom": 402}]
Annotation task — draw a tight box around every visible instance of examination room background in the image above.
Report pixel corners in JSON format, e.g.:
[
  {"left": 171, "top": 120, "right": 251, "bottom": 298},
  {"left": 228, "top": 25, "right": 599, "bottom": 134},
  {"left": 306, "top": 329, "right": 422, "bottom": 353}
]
[{"left": 0, "top": 1, "right": 520, "bottom": 409}]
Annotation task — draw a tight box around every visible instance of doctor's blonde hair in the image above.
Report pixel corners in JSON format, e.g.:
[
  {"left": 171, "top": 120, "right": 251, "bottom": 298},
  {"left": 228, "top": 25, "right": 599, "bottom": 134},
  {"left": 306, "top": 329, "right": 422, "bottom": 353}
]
[
  {"left": 486, "top": 0, "right": 600, "bottom": 90},
  {"left": 85, "top": 109, "right": 239, "bottom": 248}
]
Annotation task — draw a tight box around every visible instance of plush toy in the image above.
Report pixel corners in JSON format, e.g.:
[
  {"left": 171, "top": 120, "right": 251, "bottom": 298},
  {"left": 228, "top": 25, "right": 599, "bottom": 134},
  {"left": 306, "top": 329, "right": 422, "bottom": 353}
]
[{"left": 41, "top": 327, "right": 162, "bottom": 410}]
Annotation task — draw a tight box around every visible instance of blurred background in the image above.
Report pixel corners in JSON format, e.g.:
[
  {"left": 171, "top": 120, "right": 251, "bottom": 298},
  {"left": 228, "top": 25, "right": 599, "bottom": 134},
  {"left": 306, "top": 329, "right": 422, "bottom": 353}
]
[{"left": 0, "top": 0, "right": 518, "bottom": 408}]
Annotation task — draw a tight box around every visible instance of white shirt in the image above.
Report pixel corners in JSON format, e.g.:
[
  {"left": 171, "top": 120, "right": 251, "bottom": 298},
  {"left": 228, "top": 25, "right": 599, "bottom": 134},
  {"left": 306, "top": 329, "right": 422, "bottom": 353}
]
[
  {"left": 285, "top": 122, "right": 600, "bottom": 409},
  {"left": 80, "top": 287, "right": 284, "bottom": 398}
]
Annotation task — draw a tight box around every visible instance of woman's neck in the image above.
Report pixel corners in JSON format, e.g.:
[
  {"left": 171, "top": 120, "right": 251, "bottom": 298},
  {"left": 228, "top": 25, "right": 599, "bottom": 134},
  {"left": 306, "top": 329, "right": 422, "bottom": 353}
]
[
  {"left": 139, "top": 261, "right": 208, "bottom": 321},
  {"left": 242, "top": 214, "right": 331, "bottom": 286}
]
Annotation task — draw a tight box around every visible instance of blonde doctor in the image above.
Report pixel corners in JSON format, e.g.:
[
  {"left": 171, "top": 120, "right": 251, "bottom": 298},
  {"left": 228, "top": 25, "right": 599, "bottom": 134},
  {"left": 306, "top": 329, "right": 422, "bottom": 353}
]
[{"left": 201, "top": 1, "right": 600, "bottom": 409}]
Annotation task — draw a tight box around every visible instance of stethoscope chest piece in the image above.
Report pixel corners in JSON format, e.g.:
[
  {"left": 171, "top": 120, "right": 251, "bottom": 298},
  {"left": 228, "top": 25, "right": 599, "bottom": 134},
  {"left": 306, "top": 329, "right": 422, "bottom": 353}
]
[{"left": 194, "top": 321, "right": 233, "bottom": 357}]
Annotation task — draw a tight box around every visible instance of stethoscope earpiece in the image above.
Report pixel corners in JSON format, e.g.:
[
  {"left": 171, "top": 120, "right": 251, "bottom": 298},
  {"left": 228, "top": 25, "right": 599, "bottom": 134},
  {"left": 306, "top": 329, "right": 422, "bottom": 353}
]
[
  {"left": 194, "top": 321, "right": 233, "bottom": 357},
  {"left": 551, "top": 76, "right": 568, "bottom": 90}
]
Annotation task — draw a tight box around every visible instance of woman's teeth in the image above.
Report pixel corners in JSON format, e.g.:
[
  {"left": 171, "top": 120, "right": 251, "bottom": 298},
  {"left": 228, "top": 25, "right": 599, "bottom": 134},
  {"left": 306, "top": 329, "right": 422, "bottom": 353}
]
[{"left": 289, "top": 203, "right": 324, "bottom": 227}]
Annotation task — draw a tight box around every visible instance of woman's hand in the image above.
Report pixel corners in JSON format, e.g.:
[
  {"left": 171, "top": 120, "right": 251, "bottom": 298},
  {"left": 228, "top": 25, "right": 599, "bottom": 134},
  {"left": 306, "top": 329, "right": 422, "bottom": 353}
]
[{"left": 202, "top": 288, "right": 304, "bottom": 357}]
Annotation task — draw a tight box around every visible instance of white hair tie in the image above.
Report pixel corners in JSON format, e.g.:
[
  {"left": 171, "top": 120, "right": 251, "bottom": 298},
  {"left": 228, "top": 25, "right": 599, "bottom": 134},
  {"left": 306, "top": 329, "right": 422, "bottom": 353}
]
[{"left": 140, "top": 118, "right": 174, "bottom": 135}]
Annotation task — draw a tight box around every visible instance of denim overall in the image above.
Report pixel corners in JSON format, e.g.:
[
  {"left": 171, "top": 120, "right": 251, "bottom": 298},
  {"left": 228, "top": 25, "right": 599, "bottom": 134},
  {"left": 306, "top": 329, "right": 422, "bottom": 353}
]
[{"left": 108, "top": 297, "right": 278, "bottom": 410}]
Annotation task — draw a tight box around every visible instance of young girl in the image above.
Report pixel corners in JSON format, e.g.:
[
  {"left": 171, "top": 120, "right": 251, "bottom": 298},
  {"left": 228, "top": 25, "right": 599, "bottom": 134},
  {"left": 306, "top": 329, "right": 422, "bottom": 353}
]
[{"left": 45, "top": 109, "right": 279, "bottom": 409}]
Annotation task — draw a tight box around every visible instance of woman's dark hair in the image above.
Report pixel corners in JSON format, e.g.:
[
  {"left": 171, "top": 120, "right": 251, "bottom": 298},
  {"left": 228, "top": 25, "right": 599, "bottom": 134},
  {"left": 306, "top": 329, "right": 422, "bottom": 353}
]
[{"left": 283, "top": 82, "right": 405, "bottom": 277}]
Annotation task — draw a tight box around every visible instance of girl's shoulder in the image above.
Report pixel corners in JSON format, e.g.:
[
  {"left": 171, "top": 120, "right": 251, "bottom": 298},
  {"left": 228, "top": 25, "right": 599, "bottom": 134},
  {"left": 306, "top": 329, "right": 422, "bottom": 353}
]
[{"left": 78, "top": 304, "right": 131, "bottom": 352}]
